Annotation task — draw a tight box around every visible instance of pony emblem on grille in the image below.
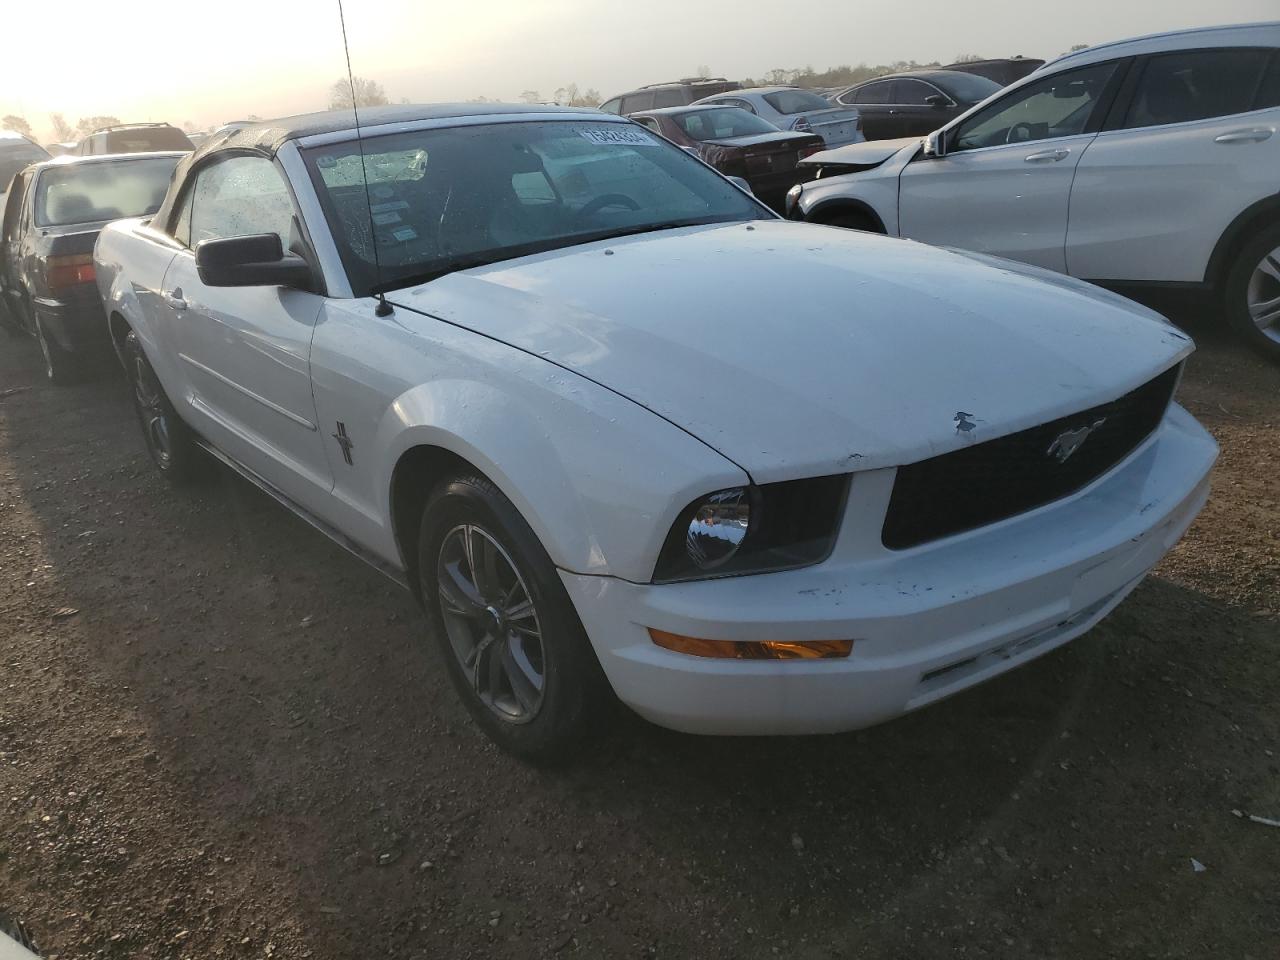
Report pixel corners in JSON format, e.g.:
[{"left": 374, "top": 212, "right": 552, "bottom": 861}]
[{"left": 1047, "top": 417, "right": 1106, "bottom": 464}]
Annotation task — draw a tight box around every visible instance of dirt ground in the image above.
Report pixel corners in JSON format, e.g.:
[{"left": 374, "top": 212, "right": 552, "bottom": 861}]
[{"left": 0, "top": 309, "right": 1276, "bottom": 960}]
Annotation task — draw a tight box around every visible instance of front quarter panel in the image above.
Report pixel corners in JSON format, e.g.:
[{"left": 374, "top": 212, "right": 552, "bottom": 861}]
[
  {"left": 308, "top": 298, "right": 747, "bottom": 583},
  {"left": 798, "top": 146, "right": 914, "bottom": 234}
]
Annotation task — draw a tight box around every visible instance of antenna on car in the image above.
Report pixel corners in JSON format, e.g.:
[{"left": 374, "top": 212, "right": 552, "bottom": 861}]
[{"left": 337, "top": 0, "right": 393, "bottom": 317}]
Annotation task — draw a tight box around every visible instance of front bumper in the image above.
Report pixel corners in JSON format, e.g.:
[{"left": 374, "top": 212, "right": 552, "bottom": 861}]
[{"left": 562, "top": 405, "right": 1217, "bottom": 735}]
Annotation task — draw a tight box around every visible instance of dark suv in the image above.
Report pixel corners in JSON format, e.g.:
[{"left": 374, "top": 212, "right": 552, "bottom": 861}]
[
  {"left": 599, "top": 78, "right": 741, "bottom": 115},
  {"left": 75, "top": 123, "right": 193, "bottom": 156}
]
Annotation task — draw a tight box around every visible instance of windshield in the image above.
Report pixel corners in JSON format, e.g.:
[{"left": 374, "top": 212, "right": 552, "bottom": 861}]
[
  {"left": 35, "top": 156, "right": 180, "bottom": 226},
  {"left": 673, "top": 108, "right": 780, "bottom": 141},
  {"left": 0, "top": 143, "right": 51, "bottom": 191},
  {"left": 303, "top": 119, "right": 769, "bottom": 294},
  {"left": 763, "top": 90, "right": 834, "bottom": 114},
  {"left": 936, "top": 71, "right": 1002, "bottom": 104}
]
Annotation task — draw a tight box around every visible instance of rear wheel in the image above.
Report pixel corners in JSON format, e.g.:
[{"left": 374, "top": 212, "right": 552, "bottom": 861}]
[
  {"left": 1224, "top": 222, "right": 1280, "bottom": 360},
  {"left": 418, "top": 473, "right": 612, "bottom": 763},
  {"left": 124, "top": 329, "right": 204, "bottom": 483},
  {"left": 34, "top": 314, "right": 84, "bottom": 384}
]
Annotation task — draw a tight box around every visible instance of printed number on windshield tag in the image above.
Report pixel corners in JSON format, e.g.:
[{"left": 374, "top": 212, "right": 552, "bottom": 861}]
[{"left": 579, "top": 127, "right": 656, "bottom": 147}]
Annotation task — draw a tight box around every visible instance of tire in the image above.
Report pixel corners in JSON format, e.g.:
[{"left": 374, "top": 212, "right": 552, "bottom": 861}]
[
  {"left": 418, "top": 474, "right": 612, "bottom": 763},
  {"left": 1223, "top": 221, "right": 1280, "bottom": 361},
  {"left": 123, "top": 330, "right": 204, "bottom": 483},
  {"left": 818, "top": 209, "right": 882, "bottom": 233},
  {"left": 34, "top": 314, "right": 84, "bottom": 384}
]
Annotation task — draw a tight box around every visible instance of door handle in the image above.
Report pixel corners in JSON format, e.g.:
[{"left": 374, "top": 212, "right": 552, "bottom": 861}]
[
  {"left": 1024, "top": 148, "right": 1070, "bottom": 162},
  {"left": 1214, "top": 127, "right": 1274, "bottom": 144},
  {"left": 164, "top": 289, "right": 187, "bottom": 311}
]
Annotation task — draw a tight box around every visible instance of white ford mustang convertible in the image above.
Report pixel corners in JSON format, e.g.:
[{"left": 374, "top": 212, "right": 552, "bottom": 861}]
[{"left": 94, "top": 104, "right": 1218, "bottom": 760}]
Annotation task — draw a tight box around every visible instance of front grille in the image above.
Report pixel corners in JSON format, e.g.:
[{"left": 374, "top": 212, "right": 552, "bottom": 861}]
[{"left": 882, "top": 365, "right": 1181, "bottom": 550}]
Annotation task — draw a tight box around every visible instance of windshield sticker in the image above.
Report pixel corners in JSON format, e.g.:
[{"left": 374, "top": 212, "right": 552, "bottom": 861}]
[
  {"left": 391, "top": 226, "right": 417, "bottom": 242},
  {"left": 370, "top": 200, "right": 409, "bottom": 214},
  {"left": 578, "top": 127, "right": 657, "bottom": 147},
  {"left": 372, "top": 211, "right": 401, "bottom": 226},
  {"left": 371, "top": 185, "right": 394, "bottom": 199}
]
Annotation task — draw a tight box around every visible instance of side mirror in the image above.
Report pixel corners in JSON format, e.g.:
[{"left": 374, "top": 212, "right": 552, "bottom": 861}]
[
  {"left": 194, "top": 233, "right": 313, "bottom": 289},
  {"left": 727, "top": 175, "right": 754, "bottom": 196},
  {"left": 923, "top": 129, "right": 946, "bottom": 159},
  {"left": 925, "top": 94, "right": 952, "bottom": 108}
]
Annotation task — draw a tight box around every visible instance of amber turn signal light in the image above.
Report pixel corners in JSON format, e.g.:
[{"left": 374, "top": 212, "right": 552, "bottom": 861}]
[{"left": 648, "top": 629, "right": 852, "bottom": 660}]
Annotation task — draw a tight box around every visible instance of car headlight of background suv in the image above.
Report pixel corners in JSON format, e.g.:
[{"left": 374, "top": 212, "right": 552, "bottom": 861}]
[{"left": 653, "top": 475, "right": 850, "bottom": 583}]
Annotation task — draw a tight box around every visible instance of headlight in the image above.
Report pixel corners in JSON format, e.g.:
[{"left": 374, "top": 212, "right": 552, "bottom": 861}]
[
  {"left": 653, "top": 475, "right": 850, "bottom": 583},
  {"left": 785, "top": 183, "right": 803, "bottom": 219}
]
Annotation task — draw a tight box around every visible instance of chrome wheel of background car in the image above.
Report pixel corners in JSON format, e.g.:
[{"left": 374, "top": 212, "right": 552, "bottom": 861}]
[
  {"left": 132, "top": 354, "right": 173, "bottom": 467},
  {"left": 1247, "top": 245, "right": 1280, "bottom": 345},
  {"left": 436, "top": 523, "right": 545, "bottom": 724}
]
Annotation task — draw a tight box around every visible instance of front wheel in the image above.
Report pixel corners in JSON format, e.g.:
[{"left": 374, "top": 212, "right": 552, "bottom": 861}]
[
  {"left": 817, "top": 209, "right": 883, "bottom": 233},
  {"left": 418, "top": 474, "right": 612, "bottom": 763},
  {"left": 1224, "top": 222, "right": 1280, "bottom": 360},
  {"left": 124, "top": 330, "right": 204, "bottom": 483}
]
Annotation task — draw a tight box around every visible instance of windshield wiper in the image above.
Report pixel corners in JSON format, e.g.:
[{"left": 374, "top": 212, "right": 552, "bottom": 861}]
[{"left": 372, "top": 217, "right": 740, "bottom": 296}]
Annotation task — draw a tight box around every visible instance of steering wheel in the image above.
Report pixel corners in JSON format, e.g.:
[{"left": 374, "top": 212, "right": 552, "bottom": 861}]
[
  {"left": 1005, "top": 122, "right": 1037, "bottom": 144},
  {"left": 575, "top": 193, "right": 640, "bottom": 220}
]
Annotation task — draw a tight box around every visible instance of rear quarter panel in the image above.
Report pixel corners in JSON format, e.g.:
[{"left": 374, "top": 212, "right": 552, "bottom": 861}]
[{"left": 94, "top": 218, "right": 179, "bottom": 370}]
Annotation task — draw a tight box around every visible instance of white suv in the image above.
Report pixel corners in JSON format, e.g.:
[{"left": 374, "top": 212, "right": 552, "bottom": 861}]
[{"left": 788, "top": 22, "right": 1280, "bottom": 358}]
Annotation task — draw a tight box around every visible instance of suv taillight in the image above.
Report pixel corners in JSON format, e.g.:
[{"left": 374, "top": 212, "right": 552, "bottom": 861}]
[{"left": 46, "top": 254, "right": 95, "bottom": 294}]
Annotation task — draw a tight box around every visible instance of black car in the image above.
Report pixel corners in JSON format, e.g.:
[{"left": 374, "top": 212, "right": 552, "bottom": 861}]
[
  {"left": 599, "top": 77, "right": 741, "bottom": 116},
  {"left": 940, "top": 57, "right": 1045, "bottom": 87},
  {"left": 0, "top": 133, "right": 50, "bottom": 196},
  {"left": 829, "top": 69, "right": 1001, "bottom": 140},
  {"left": 0, "top": 152, "right": 183, "bottom": 381}
]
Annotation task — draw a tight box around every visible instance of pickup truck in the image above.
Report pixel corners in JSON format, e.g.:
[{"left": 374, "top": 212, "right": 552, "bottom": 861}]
[
  {"left": 0, "top": 152, "right": 182, "bottom": 380},
  {"left": 95, "top": 104, "right": 1216, "bottom": 761}
]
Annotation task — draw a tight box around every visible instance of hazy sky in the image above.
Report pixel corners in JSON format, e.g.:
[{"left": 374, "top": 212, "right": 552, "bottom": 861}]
[{"left": 2, "top": 0, "right": 1275, "bottom": 141}]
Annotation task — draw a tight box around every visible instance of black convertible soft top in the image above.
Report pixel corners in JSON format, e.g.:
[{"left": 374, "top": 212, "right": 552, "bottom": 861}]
[{"left": 153, "top": 103, "right": 602, "bottom": 232}]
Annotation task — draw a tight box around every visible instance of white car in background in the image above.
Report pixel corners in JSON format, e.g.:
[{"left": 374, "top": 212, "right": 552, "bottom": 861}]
[
  {"left": 788, "top": 22, "right": 1280, "bottom": 358},
  {"left": 694, "top": 86, "right": 865, "bottom": 148},
  {"left": 95, "top": 105, "right": 1216, "bottom": 761}
]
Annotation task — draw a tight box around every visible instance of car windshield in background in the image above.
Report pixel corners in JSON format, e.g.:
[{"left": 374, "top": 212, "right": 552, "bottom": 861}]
[
  {"left": 107, "top": 128, "right": 194, "bottom": 152},
  {"left": 935, "top": 71, "right": 1003, "bottom": 104},
  {"left": 0, "top": 144, "right": 50, "bottom": 189},
  {"left": 35, "top": 156, "right": 181, "bottom": 226},
  {"left": 673, "top": 108, "right": 780, "bottom": 140},
  {"left": 303, "top": 119, "right": 768, "bottom": 294},
  {"left": 763, "top": 89, "right": 835, "bottom": 114}
]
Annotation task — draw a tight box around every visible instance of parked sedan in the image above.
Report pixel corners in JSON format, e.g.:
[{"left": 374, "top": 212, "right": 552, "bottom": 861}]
[
  {"left": 790, "top": 22, "right": 1280, "bottom": 359},
  {"left": 631, "top": 105, "right": 824, "bottom": 210},
  {"left": 830, "top": 70, "right": 1001, "bottom": 140},
  {"left": 96, "top": 105, "right": 1214, "bottom": 761},
  {"left": 695, "top": 87, "right": 864, "bottom": 148},
  {"left": 0, "top": 152, "right": 183, "bottom": 380}
]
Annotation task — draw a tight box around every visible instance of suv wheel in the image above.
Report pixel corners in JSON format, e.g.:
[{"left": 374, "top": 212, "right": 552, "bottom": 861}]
[
  {"left": 418, "top": 474, "right": 612, "bottom": 763},
  {"left": 1224, "top": 222, "right": 1280, "bottom": 360},
  {"left": 124, "top": 330, "right": 204, "bottom": 482},
  {"left": 819, "top": 209, "right": 883, "bottom": 233}
]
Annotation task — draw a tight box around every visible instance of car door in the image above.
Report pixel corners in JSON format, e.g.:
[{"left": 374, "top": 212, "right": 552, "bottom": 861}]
[
  {"left": 159, "top": 153, "right": 334, "bottom": 507},
  {"left": 1067, "top": 47, "right": 1280, "bottom": 282},
  {"left": 892, "top": 79, "right": 954, "bottom": 137},
  {"left": 0, "top": 172, "right": 33, "bottom": 330},
  {"left": 848, "top": 80, "right": 894, "bottom": 139},
  {"left": 898, "top": 60, "right": 1124, "bottom": 272}
]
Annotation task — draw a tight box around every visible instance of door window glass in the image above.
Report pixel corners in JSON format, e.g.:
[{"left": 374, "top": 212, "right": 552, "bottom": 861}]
[
  {"left": 188, "top": 155, "right": 295, "bottom": 246},
  {"left": 1124, "top": 49, "right": 1270, "bottom": 128},
  {"left": 892, "top": 79, "right": 936, "bottom": 106},
  {"left": 652, "top": 89, "right": 685, "bottom": 108},
  {"left": 1258, "top": 54, "right": 1280, "bottom": 109},
  {"left": 620, "top": 93, "right": 655, "bottom": 114},
  {"left": 954, "top": 62, "right": 1118, "bottom": 150},
  {"left": 854, "top": 81, "right": 891, "bottom": 105}
]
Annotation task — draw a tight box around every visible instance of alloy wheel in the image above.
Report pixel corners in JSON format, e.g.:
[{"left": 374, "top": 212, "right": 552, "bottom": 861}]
[
  {"left": 436, "top": 523, "right": 546, "bottom": 724},
  {"left": 133, "top": 355, "right": 172, "bottom": 466},
  {"left": 1247, "top": 245, "right": 1280, "bottom": 345}
]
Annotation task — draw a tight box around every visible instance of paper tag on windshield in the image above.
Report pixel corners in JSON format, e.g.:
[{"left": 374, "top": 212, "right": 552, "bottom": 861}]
[
  {"left": 391, "top": 227, "right": 417, "bottom": 242},
  {"left": 579, "top": 127, "right": 656, "bottom": 147}
]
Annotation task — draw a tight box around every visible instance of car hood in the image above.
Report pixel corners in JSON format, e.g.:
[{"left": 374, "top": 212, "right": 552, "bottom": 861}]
[
  {"left": 803, "top": 136, "right": 919, "bottom": 169},
  {"left": 390, "top": 221, "right": 1192, "bottom": 482}
]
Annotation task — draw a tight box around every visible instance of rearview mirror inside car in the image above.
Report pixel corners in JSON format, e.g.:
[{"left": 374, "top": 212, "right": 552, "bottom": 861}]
[{"left": 194, "top": 233, "right": 313, "bottom": 290}]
